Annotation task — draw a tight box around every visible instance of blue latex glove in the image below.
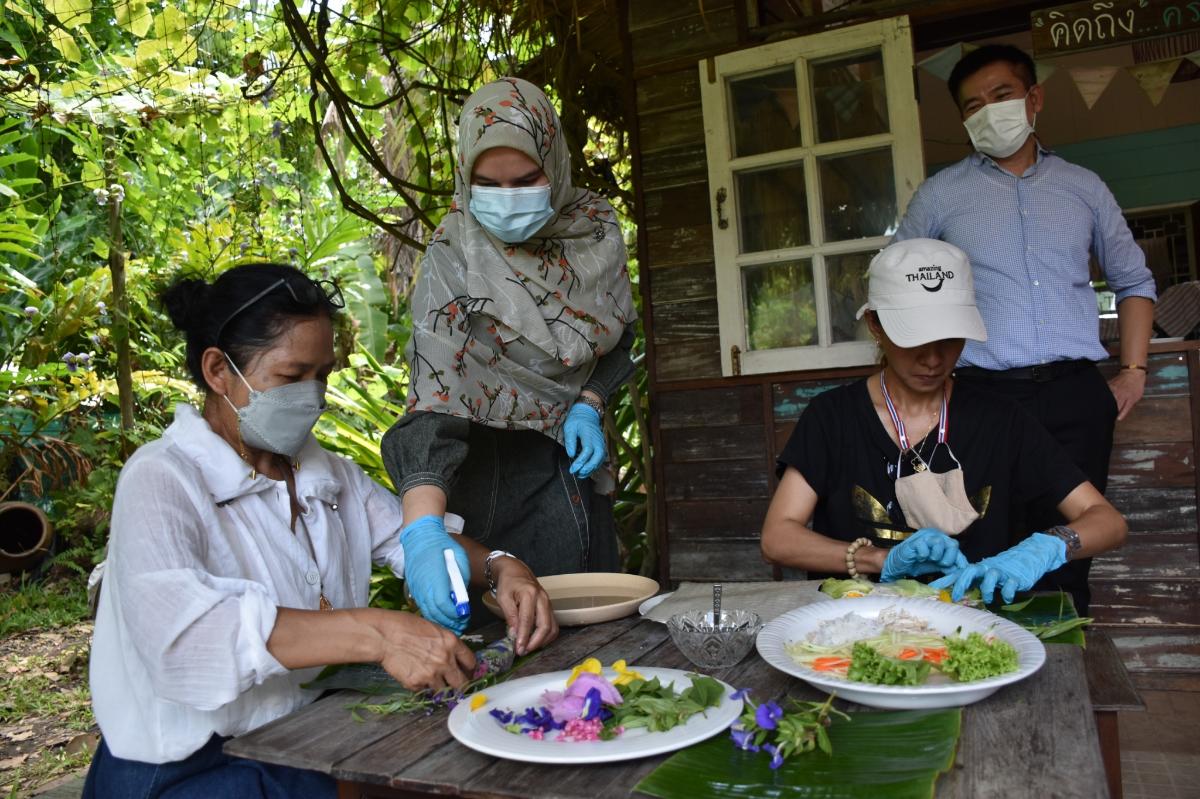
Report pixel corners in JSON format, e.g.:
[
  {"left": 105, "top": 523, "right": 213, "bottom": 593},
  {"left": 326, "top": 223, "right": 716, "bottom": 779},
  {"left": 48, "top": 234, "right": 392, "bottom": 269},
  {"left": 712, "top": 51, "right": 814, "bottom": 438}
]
[
  {"left": 562, "top": 402, "right": 606, "bottom": 478},
  {"left": 880, "top": 528, "right": 969, "bottom": 582},
  {"left": 930, "top": 532, "right": 1068, "bottom": 604},
  {"left": 399, "top": 514, "right": 471, "bottom": 633}
]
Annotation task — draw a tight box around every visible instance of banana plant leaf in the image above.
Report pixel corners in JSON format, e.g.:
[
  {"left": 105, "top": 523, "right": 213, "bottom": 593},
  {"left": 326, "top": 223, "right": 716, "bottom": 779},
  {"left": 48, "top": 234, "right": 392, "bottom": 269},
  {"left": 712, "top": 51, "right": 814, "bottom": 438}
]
[
  {"left": 302, "top": 663, "right": 402, "bottom": 695},
  {"left": 994, "top": 592, "right": 1088, "bottom": 646},
  {"left": 636, "top": 708, "right": 961, "bottom": 799}
]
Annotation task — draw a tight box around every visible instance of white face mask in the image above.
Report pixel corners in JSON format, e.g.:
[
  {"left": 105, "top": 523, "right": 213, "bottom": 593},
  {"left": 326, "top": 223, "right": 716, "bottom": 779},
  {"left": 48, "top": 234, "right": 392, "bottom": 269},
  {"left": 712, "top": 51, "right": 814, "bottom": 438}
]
[
  {"left": 963, "top": 94, "right": 1035, "bottom": 159},
  {"left": 879, "top": 371, "right": 979, "bottom": 535},
  {"left": 222, "top": 354, "right": 326, "bottom": 459}
]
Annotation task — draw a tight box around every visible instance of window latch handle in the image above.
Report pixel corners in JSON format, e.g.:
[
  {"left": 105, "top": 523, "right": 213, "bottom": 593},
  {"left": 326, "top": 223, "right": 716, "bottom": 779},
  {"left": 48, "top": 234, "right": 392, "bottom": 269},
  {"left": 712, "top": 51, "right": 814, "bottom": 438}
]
[{"left": 715, "top": 187, "right": 729, "bottom": 229}]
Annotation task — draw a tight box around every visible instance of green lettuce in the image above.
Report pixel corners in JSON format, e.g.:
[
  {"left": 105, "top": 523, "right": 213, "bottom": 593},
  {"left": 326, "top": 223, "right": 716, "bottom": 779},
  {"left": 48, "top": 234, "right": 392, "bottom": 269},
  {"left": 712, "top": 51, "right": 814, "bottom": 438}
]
[
  {"left": 847, "top": 642, "right": 931, "bottom": 686},
  {"left": 940, "top": 632, "right": 1019, "bottom": 681}
]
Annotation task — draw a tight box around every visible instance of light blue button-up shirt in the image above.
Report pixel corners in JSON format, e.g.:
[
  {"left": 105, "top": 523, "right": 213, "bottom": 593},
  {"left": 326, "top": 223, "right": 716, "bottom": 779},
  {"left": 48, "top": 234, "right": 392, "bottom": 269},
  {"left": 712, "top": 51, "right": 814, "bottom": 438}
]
[{"left": 894, "top": 145, "right": 1157, "bottom": 370}]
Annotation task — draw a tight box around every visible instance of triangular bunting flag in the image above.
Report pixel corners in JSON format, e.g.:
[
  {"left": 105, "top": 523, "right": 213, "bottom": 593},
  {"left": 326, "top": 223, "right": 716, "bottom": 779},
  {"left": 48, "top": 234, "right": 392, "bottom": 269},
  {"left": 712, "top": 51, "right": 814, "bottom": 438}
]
[
  {"left": 1186, "top": 49, "right": 1200, "bottom": 69},
  {"left": 917, "top": 42, "right": 978, "bottom": 82},
  {"left": 1127, "top": 59, "right": 1182, "bottom": 106},
  {"left": 1034, "top": 60, "right": 1057, "bottom": 84},
  {"left": 1067, "top": 66, "right": 1119, "bottom": 109}
]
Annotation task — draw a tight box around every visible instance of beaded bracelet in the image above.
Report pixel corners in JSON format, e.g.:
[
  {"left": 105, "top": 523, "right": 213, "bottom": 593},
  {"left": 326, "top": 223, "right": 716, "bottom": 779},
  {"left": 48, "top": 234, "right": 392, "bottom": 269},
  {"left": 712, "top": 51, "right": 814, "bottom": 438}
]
[{"left": 845, "top": 537, "right": 873, "bottom": 578}]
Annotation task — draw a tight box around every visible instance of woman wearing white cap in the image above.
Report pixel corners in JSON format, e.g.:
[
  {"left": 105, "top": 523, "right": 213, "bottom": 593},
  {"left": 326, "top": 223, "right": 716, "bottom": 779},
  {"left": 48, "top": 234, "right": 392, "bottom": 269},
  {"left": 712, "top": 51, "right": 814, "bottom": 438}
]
[{"left": 761, "top": 238, "right": 1126, "bottom": 607}]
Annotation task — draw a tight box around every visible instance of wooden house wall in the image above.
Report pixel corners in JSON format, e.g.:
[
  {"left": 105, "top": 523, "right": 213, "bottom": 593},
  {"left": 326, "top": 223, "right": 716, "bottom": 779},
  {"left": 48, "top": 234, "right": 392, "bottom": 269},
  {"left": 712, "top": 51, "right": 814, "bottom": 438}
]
[{"left": 623, "top": 0, "right": 1200, "bottom": 688}]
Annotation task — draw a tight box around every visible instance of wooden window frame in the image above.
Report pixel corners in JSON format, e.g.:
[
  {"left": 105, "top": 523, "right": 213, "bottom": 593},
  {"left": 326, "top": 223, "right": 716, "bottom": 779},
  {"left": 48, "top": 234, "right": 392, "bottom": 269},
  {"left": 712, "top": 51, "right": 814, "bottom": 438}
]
[{"left": 699, "top": 16, "right": 925, "bottom": 376}]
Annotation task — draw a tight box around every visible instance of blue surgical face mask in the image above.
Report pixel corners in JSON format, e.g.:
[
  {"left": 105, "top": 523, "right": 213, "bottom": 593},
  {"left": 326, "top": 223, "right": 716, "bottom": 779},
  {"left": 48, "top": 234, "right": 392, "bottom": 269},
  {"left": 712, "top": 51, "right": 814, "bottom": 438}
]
[
  {"left": 469, "top": 185, "right": 555, "bottom": 243},
  {"left": 222, "top": 354, "right": 326, "bottom": 459}
]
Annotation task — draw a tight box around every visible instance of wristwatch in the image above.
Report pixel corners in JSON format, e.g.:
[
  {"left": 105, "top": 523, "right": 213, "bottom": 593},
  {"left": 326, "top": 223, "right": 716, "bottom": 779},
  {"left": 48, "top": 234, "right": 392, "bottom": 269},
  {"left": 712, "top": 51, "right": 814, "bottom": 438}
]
[
  {"left": 484, "top": 550, "right": 517, "bottom": 596},
  {"left": 577, "top": 393, "right": 605, "bottom": 417},
  {"left": 1045, "top": 525, "right": 1082, "bottom": 557}
]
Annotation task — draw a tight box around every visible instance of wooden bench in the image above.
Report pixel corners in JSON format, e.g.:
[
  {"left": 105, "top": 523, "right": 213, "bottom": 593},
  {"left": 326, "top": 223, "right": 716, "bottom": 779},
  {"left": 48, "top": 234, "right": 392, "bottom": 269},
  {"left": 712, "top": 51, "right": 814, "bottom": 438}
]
[{"left": 1085, "top": 629, "right": 1145, "bottom": 799}]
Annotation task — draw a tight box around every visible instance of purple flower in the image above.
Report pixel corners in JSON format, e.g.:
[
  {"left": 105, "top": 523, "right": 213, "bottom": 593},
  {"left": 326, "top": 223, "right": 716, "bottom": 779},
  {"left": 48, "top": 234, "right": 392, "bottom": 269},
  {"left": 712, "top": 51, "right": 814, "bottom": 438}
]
[
  {"left": 580, "top": 687, "right": 605, "bottom": 721},
  {"left": 730, "top": 688, "right": 751, "bottom": 701},
  {"left": 97, "top": 301, "right": 106, "bottom": 313},
  {"left": 77, "top": 352, "right": 91, "bottom": 365},
  {"left": 762, "top": 743, "right": 785, "bottom": 770},
  {"left": 23, "top": 306, "right": 37, "bottom": 317},
  {"left": 730, "top": 726, "right": 759, "bottom": 752},
  {"left": 755, "top": 701, "right": 783, "bottom": 731},
  {"left": 514, "top": 706, "right": 562, "bottom": 733},
  {"left": 90, "top": 334, "right": 101, "bottom": 347},
  {"left": 61, "top": 352, "right": 77, "bottom": 373},
  {"left": 542, "top": 672, "right": 621, "bottom": 723},
  {"left": 489, "top": 708, "right": 514, "bottom": 725}
]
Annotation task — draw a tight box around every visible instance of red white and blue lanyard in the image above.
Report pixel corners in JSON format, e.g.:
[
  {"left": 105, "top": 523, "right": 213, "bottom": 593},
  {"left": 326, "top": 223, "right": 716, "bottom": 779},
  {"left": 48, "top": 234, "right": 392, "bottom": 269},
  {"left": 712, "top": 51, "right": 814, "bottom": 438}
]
[{"left": 879, "top": 370, "right": 948, "bottom": 455}]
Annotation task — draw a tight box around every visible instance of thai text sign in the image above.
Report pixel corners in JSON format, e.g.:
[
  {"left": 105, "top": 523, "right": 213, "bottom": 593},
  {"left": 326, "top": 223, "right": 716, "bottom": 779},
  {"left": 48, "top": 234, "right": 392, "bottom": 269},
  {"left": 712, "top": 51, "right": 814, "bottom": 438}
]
[{"left": 1031, "top": 0, "right": 1200, "bottom": 56}]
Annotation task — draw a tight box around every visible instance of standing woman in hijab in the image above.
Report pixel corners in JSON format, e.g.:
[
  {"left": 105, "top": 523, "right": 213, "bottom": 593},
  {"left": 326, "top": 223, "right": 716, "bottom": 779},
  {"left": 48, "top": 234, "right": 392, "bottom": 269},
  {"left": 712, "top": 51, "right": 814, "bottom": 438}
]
[{"left": 383, "top": 78, "right": 637, "bottom": 633}]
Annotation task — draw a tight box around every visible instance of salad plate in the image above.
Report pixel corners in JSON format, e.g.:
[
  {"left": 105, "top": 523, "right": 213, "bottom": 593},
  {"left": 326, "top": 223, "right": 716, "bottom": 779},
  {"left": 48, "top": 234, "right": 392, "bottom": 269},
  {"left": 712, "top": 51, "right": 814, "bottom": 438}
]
[
  {"left": 756, "top": 597, "right": 1045, "bottom": 709},
  {"left": 446, "top": 667, "right": 742, "bottom": 764}
]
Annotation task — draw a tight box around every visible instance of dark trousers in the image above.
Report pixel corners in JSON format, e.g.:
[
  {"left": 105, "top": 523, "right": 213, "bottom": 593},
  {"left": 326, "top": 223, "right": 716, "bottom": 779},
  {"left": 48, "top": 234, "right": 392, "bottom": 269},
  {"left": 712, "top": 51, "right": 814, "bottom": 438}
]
[
  {"left": 956, "top": 364, "right": 1118, "bottom": 613},
  {"left": 83, "top": 733, "right": 336, "bottom": 799},
  {"left": 447, "top": 424, "right": 620, "bottom": 630}
]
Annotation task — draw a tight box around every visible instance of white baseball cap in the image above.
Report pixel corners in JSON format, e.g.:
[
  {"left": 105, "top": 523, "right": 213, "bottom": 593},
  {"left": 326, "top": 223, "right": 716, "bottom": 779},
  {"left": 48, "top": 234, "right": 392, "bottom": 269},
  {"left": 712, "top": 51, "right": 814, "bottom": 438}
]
[{"left": 855, "top": 238, "right": 988, "bottom": 347}]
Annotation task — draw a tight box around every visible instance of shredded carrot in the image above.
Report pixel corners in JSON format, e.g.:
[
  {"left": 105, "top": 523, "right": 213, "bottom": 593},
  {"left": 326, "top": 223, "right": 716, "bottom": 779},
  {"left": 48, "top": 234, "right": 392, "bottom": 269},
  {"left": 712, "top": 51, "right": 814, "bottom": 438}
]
[
  {"left": 811, "top": 657, "right": 852, "bottom": 672},
  {"left": 898, "top": 648, "right": 921, "bottom": 660},
  {"left": 921, "top": 647, "right": 949, "bottom": 664}
]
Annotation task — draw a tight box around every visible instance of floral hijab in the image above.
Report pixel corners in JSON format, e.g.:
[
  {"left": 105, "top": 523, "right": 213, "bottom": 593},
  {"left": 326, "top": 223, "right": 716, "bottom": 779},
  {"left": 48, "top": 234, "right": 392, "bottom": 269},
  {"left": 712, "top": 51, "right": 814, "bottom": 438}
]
[{"left": 405, "top": 77, "right": 636, "bottom": 440}]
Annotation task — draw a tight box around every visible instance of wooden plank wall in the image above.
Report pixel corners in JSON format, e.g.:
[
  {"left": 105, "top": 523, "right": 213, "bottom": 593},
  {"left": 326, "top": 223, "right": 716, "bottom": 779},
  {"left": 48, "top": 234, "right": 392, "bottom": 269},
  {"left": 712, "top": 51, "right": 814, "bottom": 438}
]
[
  {"left": 1094, "top": 349, "right": 1200, "bottom": 690},
  {"left": 624, "top": 1, "right": 1200, "bottom": 686},
  {"left": 630, "top": 0, "right": 736, "bottom": 382}
]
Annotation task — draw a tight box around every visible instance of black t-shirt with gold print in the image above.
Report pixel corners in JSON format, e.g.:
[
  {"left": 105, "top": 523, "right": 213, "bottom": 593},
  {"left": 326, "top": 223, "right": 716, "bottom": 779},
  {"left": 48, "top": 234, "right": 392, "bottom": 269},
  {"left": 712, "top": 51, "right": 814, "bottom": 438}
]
[{"left": 776, "top": 378, "right": 1086, "bottom": 565}]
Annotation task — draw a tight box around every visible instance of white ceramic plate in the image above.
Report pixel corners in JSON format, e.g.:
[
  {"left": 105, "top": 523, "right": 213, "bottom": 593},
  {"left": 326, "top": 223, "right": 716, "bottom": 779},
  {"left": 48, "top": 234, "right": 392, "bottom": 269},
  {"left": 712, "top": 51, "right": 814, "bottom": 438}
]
[
  {"left": 447, "top": 667, "right": 742, "bottom": 764},
  {"left": 638, "top": 591, "right": 674, "bottom": 619},
  {"left": 756, "top": 597, "right": 1045, "bottom": 709},
  {"left": 482, "top": 573, "right": 659, "bottom": 627}
]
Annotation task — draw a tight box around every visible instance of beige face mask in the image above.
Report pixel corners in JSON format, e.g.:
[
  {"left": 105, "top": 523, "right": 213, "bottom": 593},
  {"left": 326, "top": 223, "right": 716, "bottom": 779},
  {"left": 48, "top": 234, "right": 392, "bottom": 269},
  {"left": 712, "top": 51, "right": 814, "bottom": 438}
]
[
  {"left": 880, "top": 371, "right": 979, "bottom": 536},
  {"left": 893, "top": 448, "right": 980, "bottom": 535}
]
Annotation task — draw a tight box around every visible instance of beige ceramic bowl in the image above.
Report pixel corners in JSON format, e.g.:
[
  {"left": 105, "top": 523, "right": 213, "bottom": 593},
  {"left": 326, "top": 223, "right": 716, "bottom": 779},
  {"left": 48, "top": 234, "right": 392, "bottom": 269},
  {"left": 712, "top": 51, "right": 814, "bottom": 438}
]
[{"left": 483, "top": 572, "right": 660, "bottom": 626}]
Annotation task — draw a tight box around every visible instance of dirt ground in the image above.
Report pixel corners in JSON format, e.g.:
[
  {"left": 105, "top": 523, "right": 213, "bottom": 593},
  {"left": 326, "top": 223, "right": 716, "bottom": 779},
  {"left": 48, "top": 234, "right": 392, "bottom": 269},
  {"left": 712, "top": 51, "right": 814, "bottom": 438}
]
[{"left": 0, "top": 622, "right": 97, "bottom": 796}]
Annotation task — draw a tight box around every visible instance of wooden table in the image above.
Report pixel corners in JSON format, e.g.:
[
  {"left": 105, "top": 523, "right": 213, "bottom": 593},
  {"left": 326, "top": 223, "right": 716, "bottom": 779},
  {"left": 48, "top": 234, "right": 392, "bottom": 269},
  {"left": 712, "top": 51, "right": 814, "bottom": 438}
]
[{"left": 226, "top": 616, "right": 1111, "bottom": 799}]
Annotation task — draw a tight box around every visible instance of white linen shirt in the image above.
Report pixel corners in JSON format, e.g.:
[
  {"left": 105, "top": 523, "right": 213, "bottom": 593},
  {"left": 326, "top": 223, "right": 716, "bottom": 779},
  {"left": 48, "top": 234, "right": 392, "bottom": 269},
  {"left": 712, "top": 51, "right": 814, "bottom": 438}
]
[{"left": 90, "top": 404, "right": 411, "bottom": 763}]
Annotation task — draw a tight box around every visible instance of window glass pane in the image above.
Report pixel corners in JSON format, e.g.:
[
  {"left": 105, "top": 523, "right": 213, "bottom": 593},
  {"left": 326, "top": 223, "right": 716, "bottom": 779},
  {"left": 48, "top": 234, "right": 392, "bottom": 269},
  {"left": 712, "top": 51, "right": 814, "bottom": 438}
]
[
  {"left": 737, "top": 164, "right": 810, "bottom": 253},
  {"left": 826, "top": 252, "right": 875, "bottom": 344},
  {"left": 730, "top": 68, "right": 801, "bottom": 157},
  {"left": 743, "top": 260, "right": 815, "bottom": 350},
  {"left": 811, "top": 51, "right": 889, "bottom": 142},
  {"left": 819, "top": 148, "right": 896, "bottom": 242}
]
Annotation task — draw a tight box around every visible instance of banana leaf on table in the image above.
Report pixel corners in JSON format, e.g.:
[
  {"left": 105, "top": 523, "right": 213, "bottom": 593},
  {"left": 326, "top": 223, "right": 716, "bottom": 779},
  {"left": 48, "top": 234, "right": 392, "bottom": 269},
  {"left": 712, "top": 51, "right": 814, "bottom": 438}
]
[
  {"left": 635, "top": 708, "right": 961, "bottom": 799},
  {"left": 994, "top": 593, "right": 1089, "bottom": 646}
]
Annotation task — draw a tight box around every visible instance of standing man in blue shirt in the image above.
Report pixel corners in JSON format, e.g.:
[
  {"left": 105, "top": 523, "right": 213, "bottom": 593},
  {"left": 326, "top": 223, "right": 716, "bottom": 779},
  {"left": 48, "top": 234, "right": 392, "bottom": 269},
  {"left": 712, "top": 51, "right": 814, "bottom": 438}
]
[{"left": 894, "top": 44, "right": 1157, "bottom": 612}]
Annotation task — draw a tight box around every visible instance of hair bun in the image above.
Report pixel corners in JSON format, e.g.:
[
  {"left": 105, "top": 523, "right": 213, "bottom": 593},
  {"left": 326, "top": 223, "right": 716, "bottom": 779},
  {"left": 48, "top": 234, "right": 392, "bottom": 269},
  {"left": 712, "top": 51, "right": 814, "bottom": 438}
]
[{"left": 161, "top": 277, "right": 213, "bottom": 333}]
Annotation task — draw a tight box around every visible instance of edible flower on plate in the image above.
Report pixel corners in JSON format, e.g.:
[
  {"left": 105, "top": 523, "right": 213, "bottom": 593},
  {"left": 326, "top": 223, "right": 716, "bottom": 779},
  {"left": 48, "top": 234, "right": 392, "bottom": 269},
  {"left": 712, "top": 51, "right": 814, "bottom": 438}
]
[{"left": 489, "top": 659, "right": 723, "bottom": 743}]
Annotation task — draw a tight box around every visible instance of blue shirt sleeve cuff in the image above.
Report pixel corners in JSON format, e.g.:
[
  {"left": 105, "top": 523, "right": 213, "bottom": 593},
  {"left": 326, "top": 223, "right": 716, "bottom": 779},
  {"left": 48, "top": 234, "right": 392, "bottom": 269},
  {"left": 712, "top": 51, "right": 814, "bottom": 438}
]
[{"left": 1113, "top": 285, "right": 1158, "bottom": 304}]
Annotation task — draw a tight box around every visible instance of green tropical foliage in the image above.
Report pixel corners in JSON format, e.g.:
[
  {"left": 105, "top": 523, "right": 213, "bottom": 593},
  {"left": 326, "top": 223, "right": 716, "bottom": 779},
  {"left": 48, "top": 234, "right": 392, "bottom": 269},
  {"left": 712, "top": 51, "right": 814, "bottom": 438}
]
[{"left": 0, "top": 0, "right": 649, "bottom": 579}]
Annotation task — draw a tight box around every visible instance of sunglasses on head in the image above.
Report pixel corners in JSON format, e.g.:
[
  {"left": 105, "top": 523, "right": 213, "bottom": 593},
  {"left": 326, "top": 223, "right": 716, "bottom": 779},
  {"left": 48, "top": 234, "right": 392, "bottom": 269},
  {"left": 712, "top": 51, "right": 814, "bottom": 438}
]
[{"left": 214, "top": 276, "right": 345, "bottom": 345}]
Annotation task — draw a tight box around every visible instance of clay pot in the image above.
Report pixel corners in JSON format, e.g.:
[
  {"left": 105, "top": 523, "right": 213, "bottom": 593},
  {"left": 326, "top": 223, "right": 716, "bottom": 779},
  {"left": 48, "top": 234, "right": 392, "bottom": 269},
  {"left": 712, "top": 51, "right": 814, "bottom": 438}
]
[{"left": 0, "top": 501, "right": 54, "bottom": 574}]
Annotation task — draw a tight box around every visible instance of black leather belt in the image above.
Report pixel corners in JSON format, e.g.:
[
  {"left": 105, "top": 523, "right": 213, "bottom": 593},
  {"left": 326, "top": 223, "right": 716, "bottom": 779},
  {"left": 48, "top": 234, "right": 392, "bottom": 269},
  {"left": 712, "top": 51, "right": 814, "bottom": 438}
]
[{"left": 954, "top": 359, "right": 1094, "bottom": 383}]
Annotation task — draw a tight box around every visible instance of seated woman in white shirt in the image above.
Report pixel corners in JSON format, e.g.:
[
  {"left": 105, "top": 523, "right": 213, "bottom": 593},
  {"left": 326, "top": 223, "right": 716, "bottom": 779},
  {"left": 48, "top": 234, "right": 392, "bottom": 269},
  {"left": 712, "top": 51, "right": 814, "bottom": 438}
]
[{"left": 84, "top": 263, "right": 557, "bottom": 799}]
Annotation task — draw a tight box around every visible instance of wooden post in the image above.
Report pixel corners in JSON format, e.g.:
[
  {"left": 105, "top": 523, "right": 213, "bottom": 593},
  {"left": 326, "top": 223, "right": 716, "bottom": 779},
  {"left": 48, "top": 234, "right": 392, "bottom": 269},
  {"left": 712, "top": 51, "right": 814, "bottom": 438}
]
[{"left": 106, "top": 154, "right": 135, "bottom": 456}]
